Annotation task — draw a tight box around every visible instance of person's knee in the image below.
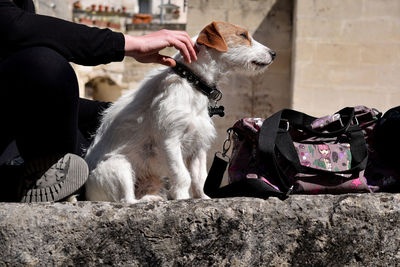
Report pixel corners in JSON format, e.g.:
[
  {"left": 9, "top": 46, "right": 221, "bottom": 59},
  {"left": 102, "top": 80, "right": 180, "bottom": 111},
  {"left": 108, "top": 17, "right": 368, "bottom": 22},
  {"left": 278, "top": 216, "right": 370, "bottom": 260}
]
[
  {"left": 1, "top": 47, "right": 81, "bottom": 158},
  {"left": 3, "top": 46, "right": 79, "bottom": 101},
  {"left": 26, "top": 47, "right": 79, "bottom": 99}
]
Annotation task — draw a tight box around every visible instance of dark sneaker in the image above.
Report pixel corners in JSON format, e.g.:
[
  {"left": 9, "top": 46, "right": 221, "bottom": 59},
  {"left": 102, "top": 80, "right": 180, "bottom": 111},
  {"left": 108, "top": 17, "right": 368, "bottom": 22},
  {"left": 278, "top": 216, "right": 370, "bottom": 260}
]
[{"left": 19, "top": 153, "right": 89, "bottom": 202}]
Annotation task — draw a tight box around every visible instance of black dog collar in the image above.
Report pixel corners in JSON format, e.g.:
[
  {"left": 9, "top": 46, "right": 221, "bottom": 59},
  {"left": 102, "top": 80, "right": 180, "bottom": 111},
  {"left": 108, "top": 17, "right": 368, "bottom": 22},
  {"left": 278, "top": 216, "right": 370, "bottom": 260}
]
[
  {"left": 171, "top": 62, "right": 225, "bottom": 117},
  {"left": 172, "top": 62, "right": 222, "bottom": 101}
]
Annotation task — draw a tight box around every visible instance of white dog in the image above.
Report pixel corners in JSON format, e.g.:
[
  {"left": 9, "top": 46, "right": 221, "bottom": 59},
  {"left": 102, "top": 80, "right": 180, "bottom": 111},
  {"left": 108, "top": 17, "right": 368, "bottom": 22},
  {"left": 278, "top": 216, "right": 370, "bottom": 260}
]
[{"left": 84, "top": 21, "right": 275, "bottom": 203}]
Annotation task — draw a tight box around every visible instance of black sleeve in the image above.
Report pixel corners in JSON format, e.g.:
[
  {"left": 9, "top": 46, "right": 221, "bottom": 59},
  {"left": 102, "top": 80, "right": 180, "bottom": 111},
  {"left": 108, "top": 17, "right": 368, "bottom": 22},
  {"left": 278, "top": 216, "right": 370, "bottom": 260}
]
[{"left": 0, "top": 0, "right": 125, "bottom": 66}]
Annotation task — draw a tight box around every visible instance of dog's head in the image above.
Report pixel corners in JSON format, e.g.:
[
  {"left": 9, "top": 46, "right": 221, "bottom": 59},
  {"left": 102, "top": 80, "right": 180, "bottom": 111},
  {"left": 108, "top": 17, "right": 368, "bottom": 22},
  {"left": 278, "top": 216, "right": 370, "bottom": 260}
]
[{"left": 196, "top": 21, "right": 275, "bottom": 75}]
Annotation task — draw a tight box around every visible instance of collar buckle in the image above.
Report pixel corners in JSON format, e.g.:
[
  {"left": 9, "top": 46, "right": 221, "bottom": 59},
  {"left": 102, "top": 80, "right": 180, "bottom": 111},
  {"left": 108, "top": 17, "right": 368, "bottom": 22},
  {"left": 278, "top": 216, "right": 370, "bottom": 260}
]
[{"left": 209, "top": 89, "right": 222, "bottom": 101}]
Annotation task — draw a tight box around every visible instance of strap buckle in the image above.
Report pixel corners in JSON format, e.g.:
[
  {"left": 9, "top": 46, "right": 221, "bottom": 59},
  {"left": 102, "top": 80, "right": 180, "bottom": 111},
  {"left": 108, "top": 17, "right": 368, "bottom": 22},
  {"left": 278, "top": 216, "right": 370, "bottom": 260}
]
[
  {"left": 286, "top": 185, "right": 294, "bottom": 197},
  {"left": 209, "top": 88, "right": 223, "bottom": 101},
  {"left": 215, "top": 128, "right": 232, "bottom": 162},
  {"left": 222, "top": 129, "right": 232, "bottom": 157},
  {"left": 279, "top": 119, "right": 290, "bottom": 132},
  {"left": 352, "top": 116, "right": 359, "bottom": 126}
]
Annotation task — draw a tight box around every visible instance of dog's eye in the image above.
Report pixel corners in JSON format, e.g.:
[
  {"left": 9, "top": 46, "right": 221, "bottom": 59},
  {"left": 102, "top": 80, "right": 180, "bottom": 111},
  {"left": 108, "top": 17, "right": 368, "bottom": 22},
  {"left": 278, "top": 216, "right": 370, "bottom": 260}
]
[{"left": 239, "top": 32, "right": 248, "bottom": 39}]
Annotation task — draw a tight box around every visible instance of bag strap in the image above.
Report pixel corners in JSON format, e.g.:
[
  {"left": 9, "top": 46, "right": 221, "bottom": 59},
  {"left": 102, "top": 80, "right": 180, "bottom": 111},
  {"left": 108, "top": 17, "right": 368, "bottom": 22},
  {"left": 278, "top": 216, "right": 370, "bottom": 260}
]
[
  {"left": 258, "top": 110, "right": 293, "bottom": 192},
  {"left": 280, "top": 107, "right": 355, "bottom": 138},
  {"left": 258, "top": 108, "right": 368, "bottom": 184},
  {"left": 204, "top": 154, "right": 288, "bottom": 200}
]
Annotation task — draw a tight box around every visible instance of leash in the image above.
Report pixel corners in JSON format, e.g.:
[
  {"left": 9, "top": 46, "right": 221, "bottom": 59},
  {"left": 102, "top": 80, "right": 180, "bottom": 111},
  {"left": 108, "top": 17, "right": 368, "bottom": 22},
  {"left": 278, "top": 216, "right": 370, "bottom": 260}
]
[{"left": 171, "top": 62, "right": 225, "bottom": 117}]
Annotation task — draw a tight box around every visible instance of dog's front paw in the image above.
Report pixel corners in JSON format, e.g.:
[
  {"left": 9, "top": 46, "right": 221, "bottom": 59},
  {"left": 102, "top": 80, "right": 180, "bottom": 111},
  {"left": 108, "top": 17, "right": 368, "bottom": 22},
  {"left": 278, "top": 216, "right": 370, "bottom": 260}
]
[
  {"left": 139, "top": 194, "right": 164, "bottom": 202},
  {"left": 170, "top": 189, "right": 190, "bottom": 200},
  {"left": 200, "top": 194, "right": 211, "bottom": 200},
  {"left": 191, "top": 188, "right": 211, "bottom": 199}
]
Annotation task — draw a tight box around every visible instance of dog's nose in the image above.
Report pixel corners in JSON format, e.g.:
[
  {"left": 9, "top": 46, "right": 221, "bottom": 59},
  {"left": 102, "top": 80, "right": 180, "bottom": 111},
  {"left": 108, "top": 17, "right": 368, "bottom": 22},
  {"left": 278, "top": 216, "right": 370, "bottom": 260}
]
[{"left": 269, "top": 50, "right": 276, "bottom": 60}]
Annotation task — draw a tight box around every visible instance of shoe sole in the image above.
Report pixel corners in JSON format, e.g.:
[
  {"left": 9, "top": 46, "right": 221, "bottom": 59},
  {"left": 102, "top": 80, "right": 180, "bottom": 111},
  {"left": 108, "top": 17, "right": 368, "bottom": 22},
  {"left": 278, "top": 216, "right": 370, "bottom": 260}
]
[{"left": 21, "top": 154, "right": 89, "bottom": 202}]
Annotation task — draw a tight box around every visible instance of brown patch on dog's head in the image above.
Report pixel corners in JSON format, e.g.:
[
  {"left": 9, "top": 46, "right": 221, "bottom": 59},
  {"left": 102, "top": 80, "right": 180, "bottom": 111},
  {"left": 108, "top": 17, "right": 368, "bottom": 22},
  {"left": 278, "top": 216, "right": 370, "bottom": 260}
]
[
  {"left": 197, "top": 22, "right": 228, "bottom": 52},
  {"left": 196, "top": 21, "right": 252, "bottom": 52}
]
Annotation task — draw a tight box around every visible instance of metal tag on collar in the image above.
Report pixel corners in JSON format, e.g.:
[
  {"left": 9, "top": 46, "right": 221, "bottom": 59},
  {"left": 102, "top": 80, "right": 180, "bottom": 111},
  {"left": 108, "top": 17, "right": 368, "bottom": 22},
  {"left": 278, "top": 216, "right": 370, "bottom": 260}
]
[{"left": 209, "top": 105, "right": 225, "bottom": 117}]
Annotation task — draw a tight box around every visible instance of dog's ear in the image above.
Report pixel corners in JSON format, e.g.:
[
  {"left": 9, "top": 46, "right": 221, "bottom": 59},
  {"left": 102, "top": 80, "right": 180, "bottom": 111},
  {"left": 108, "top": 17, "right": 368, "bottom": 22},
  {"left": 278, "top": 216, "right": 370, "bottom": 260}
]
[{"left": 196, "top": 22, "right": 228, "bottom": 52}]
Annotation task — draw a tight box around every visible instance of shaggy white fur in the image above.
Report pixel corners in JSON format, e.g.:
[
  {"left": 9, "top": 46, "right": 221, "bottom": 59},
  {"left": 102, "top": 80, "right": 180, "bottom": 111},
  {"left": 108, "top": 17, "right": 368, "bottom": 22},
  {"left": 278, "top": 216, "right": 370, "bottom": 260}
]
[{"left": 84, "top": 21, "right": 275, "bottom": 203}]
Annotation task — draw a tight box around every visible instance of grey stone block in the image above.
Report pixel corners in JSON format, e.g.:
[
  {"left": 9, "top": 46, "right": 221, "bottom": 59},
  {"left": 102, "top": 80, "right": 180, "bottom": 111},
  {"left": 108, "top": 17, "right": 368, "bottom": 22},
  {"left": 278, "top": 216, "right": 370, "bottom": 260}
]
[{"left": 1, "top": 194, "right": 399, "bottom": 266}]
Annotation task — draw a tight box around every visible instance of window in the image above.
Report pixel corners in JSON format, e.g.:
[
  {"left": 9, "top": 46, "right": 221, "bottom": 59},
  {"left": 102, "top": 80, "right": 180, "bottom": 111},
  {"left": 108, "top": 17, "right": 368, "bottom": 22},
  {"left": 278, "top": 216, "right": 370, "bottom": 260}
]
[{"left": 139, "top": 0, "right": 151, "bottom": 14}]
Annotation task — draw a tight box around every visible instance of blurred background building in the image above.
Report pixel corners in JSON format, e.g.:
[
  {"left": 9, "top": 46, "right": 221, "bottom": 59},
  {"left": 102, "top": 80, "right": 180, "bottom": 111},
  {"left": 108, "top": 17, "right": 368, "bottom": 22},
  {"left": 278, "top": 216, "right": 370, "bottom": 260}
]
[{"left": 34, "top": 0, "right": 400, "bottom": 163}]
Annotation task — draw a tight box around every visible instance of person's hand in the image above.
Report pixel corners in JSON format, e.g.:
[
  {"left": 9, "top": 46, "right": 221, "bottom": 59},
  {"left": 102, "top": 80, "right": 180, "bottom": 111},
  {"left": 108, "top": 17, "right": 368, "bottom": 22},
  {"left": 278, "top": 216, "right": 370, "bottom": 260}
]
[{"left": 124, "top": 30, "right": 197, "bottom": 67}]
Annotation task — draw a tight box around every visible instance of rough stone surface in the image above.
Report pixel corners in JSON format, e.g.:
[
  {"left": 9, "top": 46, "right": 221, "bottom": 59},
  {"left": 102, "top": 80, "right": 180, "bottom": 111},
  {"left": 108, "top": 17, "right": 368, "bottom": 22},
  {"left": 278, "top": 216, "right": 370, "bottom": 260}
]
[{"left": 1, "top": 194, "right": 400, "bottom": 266}]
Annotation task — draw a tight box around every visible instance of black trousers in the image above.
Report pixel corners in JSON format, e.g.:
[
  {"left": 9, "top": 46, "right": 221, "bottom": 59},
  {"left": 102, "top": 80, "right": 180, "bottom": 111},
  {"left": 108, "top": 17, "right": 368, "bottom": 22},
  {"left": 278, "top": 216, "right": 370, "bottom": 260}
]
[{"left": 0, "top": 46, "right": 110, "bottom": 161}]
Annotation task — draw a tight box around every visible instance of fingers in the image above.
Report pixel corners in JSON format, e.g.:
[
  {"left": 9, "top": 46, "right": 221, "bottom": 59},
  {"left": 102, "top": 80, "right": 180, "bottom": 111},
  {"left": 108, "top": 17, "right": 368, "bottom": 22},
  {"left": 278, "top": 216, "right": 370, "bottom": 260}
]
[
  {"left": 173, "top": 31, "right": 197, "bottom": 63},
  {"left": 162, "top": 30, "right": 197, "bottom": 64},
  {"left": 169, "top": 39, "right": 191, "bottom": 64},
  {"left": 136, "top": 53, "right": 176, "bottom": 67},
  {"left": 158, "top": 55, "right": 176, "bottom": 67}
]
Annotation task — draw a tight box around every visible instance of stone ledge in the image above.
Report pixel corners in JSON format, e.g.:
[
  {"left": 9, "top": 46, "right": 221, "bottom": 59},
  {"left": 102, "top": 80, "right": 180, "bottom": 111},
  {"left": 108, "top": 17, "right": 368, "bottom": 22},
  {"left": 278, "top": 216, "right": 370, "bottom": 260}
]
[{"left": 1, "top": 194, "right": 399, "bottom": 266}]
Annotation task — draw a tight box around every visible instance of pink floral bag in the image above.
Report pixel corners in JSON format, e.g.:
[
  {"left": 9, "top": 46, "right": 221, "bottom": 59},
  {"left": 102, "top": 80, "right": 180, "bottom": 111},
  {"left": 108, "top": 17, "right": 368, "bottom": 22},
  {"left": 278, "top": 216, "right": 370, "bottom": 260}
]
[{"left": 225, "top": 106, "right": 393, "bottom": 196}]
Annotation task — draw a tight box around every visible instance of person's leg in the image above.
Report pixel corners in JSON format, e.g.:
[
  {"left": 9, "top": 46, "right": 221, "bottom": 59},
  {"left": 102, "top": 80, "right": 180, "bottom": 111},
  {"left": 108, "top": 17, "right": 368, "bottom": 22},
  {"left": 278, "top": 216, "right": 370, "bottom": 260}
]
[
  {"left": 77, "top": 98, "right": 111, "bottom": 156},
  {"left": 0, "top": 46, "right": 88, "bottom": 202},
  {"left": 375, "top": 106, "right": 400, "bottom": 169},
  {"left": 1, "top": 47, "right": 79, "bottom": 158}
]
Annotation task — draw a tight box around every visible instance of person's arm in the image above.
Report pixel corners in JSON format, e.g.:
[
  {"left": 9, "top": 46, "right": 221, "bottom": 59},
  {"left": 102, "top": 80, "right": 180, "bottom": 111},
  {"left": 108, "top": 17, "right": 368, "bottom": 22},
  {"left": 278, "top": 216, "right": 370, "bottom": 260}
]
[
  {"left": 0, "top": 0, "right": 124, "bottom": 65},
  {"left": 0, "top": 0, "right": 197, "bottom": 67}
]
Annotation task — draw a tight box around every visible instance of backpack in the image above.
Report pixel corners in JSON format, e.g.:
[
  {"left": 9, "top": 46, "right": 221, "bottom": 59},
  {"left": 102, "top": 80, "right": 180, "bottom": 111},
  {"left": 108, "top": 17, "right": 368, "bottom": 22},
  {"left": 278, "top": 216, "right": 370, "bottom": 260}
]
[{"left": 204, "top": 106, "right": 400, "bottom": 200}]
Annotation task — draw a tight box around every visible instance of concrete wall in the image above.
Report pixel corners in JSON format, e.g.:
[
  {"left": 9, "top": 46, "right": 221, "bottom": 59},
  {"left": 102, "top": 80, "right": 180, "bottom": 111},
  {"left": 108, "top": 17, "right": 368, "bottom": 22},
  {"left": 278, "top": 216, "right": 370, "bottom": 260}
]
[
  {"left": 291, "top": 0, "right": 400, "bottom": 116},
  {"left": 36, "top": 0, "right": 73, "bottom": 20}
]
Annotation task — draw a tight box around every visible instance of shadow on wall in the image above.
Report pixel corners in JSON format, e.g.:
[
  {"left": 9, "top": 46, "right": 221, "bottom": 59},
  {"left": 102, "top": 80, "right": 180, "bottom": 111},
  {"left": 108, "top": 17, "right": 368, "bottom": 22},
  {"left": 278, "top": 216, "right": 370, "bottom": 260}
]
[
  {"left": 217, "top": 0, "right": 293, "bottom": 123},
  {"left": 251, "top": 0, "right": 293, "bottom": 117}
]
